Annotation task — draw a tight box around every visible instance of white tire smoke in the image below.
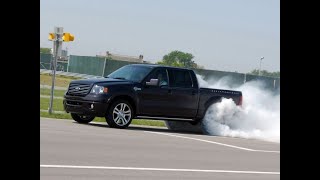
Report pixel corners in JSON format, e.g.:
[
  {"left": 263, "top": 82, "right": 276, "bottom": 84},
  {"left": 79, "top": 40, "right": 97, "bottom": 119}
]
[{"left": 198, "top": 75, "right": 280, "bottom": 143}]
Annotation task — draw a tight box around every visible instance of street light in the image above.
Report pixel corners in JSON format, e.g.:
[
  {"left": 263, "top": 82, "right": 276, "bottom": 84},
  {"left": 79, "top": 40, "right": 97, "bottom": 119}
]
[{"left": 259, "top": 56, "right": 264, "bottom": 76}]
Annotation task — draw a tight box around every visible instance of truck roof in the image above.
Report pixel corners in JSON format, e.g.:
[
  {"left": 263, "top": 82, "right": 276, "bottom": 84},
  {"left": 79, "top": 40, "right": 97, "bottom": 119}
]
[{"left": 128, "top": 63, "right": 193, "bottom": 71}]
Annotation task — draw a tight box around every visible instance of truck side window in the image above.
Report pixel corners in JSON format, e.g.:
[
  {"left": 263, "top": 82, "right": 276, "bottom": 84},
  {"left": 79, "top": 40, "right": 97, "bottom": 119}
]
[
  {"left": 145, "top": 69, "right": 169, "bottom": 86},
  {"left": 169, "top": 70, "right": 193, "bottom": 88}
]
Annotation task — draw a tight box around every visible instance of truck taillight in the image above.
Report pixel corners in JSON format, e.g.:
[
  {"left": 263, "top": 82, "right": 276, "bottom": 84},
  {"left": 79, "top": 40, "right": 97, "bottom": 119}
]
[{"left": 238, "top": 96, "right": 243, "bottom": 106}]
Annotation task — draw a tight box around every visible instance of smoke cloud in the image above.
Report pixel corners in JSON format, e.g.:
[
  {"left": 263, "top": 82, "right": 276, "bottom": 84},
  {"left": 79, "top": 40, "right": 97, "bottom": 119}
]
[{"left": 197, "top": 75, "right": 280, "bottom": 143}]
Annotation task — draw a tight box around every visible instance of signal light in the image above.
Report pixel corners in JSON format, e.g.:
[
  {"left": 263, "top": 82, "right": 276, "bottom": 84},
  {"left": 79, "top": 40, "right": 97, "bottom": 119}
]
[
  {"left": 62, "top": 33, "right": 74, "bottom": 42},
  {"left": 48, "top": 33, "right": 55, "bottom": 41}
]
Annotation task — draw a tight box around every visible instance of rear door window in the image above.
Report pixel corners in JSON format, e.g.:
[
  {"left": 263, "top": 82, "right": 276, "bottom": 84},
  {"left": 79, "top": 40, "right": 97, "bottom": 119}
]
[{"left": 168, "top": 69, "right": 193, "bottom": 88}]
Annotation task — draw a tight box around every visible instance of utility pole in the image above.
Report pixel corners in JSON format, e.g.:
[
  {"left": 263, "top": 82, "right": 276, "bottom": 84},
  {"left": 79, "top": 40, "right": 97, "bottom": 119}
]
[
  {"left": 48, "top": 27, "right": 74, "bottom": 114},
  {"left": 258, "top": 56, "right": 264, "bottom": 76}
]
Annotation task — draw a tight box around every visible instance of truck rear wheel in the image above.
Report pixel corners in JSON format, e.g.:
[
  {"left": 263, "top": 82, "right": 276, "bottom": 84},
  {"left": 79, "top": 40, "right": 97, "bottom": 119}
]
[
  {"left": 106, "top": 100, "right": 133, "bottom": 129},
  {"left": 164, "top": 121, "right": 203, "bottom": 134},
  {"left": 71, "top": 113, "right": 95, "bottom": 124},
  {"left": 201, "top": 102, "right": 223, "bottom": 135}
]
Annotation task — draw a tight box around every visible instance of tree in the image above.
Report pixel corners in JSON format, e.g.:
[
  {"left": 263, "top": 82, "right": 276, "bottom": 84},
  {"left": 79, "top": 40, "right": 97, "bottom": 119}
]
[
  {"left": 40, "top": 47, "right": 51, "bottom": 54},
  {"left": 157, "top": 50, "right": 200, "bottom": 68},
  {"left": 249, "top": 69, "right": 280, "bottom": 78}
]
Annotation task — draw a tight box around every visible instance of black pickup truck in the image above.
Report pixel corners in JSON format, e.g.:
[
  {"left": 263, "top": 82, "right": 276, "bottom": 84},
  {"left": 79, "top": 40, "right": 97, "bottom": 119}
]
[{"left": 63, "top": 64, "right": 242, "bottom": 131}]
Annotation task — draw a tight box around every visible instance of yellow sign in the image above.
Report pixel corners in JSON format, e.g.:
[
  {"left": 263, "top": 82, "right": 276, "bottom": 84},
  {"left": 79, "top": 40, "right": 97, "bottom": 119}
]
[
  {"left": 48, "top": 33, "right": 55, "bottom": 41},
  {"left": 62, "top": 33, "right": 75, "bottom": 42}
]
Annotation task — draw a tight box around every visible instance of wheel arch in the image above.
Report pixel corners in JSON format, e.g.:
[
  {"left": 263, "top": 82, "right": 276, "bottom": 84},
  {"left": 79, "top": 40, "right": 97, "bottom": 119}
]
[
  {"left": 107, "top": 95, "right": 136, "bottom": 116},
  {"left": 199, "top": 96, "right": 222, "bottom": 119}
]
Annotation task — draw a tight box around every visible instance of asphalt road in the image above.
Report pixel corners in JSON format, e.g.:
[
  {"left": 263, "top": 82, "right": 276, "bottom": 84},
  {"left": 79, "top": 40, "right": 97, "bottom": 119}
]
[{"left": 40, "top": 118, "right": 280, "bottom": 180}]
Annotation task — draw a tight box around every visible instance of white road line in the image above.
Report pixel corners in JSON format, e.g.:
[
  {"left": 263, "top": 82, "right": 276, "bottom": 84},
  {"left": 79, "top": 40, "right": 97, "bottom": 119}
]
[
  {"left": 145, "top": 131, "right": 280, "bottom": 153},
  {"left": 40, "top": 165, "right": 279, "bottom": 175},
  {"left": 252, "top": 150, "right": 280, "bottom": 153}
]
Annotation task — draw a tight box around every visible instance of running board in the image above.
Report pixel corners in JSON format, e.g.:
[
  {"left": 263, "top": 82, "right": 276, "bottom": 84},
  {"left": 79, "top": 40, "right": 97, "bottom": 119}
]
[{"left": 136, "top": 116, "right": 194, "bottom": 121}]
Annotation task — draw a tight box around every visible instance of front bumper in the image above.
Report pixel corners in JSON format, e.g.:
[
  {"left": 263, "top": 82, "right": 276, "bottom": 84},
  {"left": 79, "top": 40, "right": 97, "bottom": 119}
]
[{"left": 63, "top": 94, "right": 111, "bottom": 117}]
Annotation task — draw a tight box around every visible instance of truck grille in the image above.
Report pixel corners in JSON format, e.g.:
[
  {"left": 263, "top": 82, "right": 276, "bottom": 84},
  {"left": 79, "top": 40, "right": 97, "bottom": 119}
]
[{"left": 67, "top": 83, "right": 91, "bottom": 96}]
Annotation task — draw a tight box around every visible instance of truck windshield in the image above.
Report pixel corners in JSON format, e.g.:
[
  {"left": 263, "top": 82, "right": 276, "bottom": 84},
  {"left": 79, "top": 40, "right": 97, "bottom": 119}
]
[{"left": 106, "top": 65, "right": 153, "bottom": 83}]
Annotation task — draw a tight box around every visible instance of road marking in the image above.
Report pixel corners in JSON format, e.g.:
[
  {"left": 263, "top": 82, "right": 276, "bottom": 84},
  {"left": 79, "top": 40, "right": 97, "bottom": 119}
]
[
  {"left": 40, "top": 165, "right": 279, "bottom": 175},
  {"left": 145, "top": 131, "right": 280, "bottom": 153}
]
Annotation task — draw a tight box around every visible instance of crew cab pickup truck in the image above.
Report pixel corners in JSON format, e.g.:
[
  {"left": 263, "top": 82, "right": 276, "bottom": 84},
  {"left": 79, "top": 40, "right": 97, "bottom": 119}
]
[{"left": 63, "top": 64, "right": 242, "bottom": 130}]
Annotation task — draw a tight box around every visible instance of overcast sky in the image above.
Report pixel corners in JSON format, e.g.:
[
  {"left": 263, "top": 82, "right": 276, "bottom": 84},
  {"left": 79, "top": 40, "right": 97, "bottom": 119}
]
[{"left": 40, "top": 0, "right": 279, "bottom": 73}]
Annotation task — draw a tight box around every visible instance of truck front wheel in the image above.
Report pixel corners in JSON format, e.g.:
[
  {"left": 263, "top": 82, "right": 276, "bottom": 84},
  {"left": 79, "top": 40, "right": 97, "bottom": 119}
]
[
  {"left": 164, "top": 121, "right": 203, "bottom": 134},
  {"left": 71, "top": 113, "right": 95, "bottom": 124},
  {"left": 106, "top": 100, "right": 133, "bottom": 129}
]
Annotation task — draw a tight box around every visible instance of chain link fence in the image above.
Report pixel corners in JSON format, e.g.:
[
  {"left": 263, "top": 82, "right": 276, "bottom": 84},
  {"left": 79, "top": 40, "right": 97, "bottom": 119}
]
[{"left": 40, "top": 53, "right": 280, "bottom": 92}]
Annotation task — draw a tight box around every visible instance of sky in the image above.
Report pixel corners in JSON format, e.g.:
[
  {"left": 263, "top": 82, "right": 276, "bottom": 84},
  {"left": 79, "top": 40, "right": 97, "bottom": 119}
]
[{"left": 40, "top": 0, "right": 280, "bottom": 73}]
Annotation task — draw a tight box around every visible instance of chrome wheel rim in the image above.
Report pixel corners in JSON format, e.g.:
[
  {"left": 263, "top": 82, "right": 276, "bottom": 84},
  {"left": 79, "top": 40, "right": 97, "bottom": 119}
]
[{"left": 112, "top": 103, "right": 131, "bottom": 126}]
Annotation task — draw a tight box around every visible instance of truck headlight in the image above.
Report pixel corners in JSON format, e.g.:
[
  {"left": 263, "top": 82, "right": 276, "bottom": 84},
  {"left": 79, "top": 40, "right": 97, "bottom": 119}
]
[{"left": 90, "top": 85, "right": 108, "bottom": 94}]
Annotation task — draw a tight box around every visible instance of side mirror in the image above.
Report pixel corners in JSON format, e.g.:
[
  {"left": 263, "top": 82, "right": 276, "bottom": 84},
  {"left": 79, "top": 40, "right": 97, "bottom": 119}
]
[{"left": 146, "top": 79, "right": 159, "bottom": 86}]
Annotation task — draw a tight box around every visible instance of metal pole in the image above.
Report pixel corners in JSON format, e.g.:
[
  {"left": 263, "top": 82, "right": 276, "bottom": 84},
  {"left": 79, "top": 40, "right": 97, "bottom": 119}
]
[
  {"left": 258, "top": 59, "right": 261, "bottom": 76},
  {"left": 102, "top": 52, "right": 107, "bottom": 77},
  {"left": 259, "top": 56, "right": 264, "bottom": 76},
  {"left": 67, "top": 55, "right": 70, "bottom": 72},
  {"left": 49, "top": 27, "right": 63, "bottom": 114},
  {"left": 48, "top": 41, "right": 58, "bottom": 114}
]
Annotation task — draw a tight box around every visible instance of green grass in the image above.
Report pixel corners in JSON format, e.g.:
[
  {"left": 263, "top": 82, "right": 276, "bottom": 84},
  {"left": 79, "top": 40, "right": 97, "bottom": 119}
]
[
  {"left": 40, "top": 98, "right": 64, "bottom": 111},
  {"left": 40, "top": 74, "right": 80, "bottom": 88},
  {"left": 131, "top": 119, "right": 165, "bottom": 127},
  {"left": 40, "top": 88, "right": 66, "bottom": 97},
  {"left": 40, "top": 111, "right": 165, "bottom": 127},
  {"left": 40, "top": 111, "right": 71, "bottom": 119}
]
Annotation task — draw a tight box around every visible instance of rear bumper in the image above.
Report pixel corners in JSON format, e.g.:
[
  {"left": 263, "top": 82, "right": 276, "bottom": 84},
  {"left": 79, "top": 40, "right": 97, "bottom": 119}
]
[{"left": 63, "top": 94, "right": 111, "bottom": 117}]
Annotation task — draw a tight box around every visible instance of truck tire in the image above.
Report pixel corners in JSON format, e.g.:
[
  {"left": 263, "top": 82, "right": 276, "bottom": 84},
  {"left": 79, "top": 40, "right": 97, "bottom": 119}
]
[
  {"left": 71, "top": 113, "right": 95, "bottom": 124},
  {"left": 106, "top": 100, "right": 133, "bottom": 129},
  {"left": 164, "top": 121, "right": 203, "bottom": 134},
  {"left": 201, "top": 122, "right": 212, "bottom": 135},
  {"left": 200, "top": 102, "right": 222, "bottom": 136}
]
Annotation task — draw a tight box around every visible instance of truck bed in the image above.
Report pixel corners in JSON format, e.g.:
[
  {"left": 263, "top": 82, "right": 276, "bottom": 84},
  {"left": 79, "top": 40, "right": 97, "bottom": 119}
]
[{"left": 196, "top": 88, "right": 242, "bottom": 119}]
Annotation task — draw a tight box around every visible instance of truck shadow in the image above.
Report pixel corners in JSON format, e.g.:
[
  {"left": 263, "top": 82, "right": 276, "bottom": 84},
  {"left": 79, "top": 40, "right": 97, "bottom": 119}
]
[
  {"left": 74, "top": 122, "right": 204, "bottom": 135},
  {"left": 127, "top": 126, "right": 204, "bottom": 135}
]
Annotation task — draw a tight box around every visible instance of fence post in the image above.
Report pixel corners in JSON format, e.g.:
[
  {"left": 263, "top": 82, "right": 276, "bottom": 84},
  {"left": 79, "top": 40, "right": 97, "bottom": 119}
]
[
  {"left": 102, "top": 55, "right": 107, "bottom": 77},
  {"left": 67, "top": 56, "right": 70, "bottom": 72},
  {"left": 49, "top": 54, "right": 53, "bottom": 70}
]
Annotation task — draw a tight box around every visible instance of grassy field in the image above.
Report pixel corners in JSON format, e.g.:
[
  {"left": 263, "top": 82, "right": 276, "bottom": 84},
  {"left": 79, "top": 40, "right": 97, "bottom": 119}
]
[
  {"left": 40, "top": 74, "right": 80, "bottom": 87},
  {"left": 40, "top": 75, "right": 165, "bottom": 127},
  {"left": 40, "top": 111, "right": 165, "bottom": 127},
  {"left": 40, "top": 97, "right": 65, "bottom": 111},
  {"left": 40, "top": 88, "right": 66, "bottom": 97}
]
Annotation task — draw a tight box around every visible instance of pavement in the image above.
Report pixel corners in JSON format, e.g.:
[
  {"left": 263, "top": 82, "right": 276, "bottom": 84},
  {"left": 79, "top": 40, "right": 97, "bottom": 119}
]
[{"left": 40, "top": 117, "right": 280, "bottom": 180}]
